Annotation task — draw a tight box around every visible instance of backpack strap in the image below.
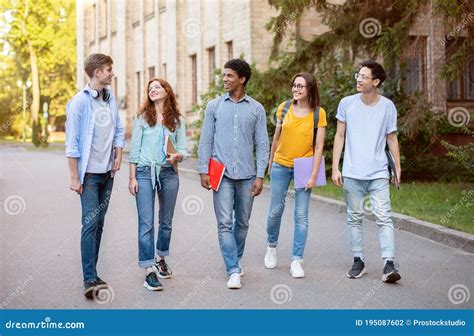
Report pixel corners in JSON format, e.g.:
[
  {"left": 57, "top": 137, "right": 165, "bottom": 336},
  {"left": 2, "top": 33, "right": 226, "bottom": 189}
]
[
  {"left": 313, "top": 105, "right": 320, "bottom": 149},
  {"left": 278, "top": 100, "right": 292, "bottom": 124}
]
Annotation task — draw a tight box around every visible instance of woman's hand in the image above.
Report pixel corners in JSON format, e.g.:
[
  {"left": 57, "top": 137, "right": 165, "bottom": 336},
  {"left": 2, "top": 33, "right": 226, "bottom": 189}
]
[
  {"left": 129, "top": 178, "right": 138, "bottom": 196},
  {"left": 305, "top": 176, "right": 316, "bottom": 191},
  {"left": 166, "top": 153, "right": 183, "bottom": 165}
]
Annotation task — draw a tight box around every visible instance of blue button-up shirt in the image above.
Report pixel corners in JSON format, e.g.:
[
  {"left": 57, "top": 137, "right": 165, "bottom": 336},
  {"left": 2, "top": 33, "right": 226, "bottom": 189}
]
[
  {"left": 198, "top": 92, "right": 269, "bottom": 179},
  {"left": 65, "top": 85, "right": 125, "bottom": 184}
]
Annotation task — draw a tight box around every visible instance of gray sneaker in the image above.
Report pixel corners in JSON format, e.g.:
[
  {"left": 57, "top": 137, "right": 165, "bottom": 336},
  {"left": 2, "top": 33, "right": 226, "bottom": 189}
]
[{"left": 347, "top": 257, "right": 367, "bottom": 279}]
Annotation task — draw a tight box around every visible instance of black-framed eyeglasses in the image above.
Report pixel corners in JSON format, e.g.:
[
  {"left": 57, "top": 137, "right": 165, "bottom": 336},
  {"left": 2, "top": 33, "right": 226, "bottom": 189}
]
[
  {"left": 354, "top": 73, "right": 375, "bottom": 81},
  {"left": 292, "top": 84, "right": 307, "bottom": 91}
]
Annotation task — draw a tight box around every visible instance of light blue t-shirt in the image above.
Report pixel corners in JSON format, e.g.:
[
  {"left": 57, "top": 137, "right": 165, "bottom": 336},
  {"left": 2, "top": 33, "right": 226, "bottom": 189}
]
[
  {"left": 85, "top": 97, "right": 115, "bottom": 173},
  {"left": 336, "top": 93, "right": 397, "bottom": 180}
]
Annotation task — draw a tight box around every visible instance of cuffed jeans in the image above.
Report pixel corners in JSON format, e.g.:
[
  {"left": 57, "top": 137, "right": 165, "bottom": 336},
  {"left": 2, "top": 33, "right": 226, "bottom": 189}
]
[
  {"left": 213, "top": 176, "right": 255, "bottom": 275},
  {"left": 266, "top": 162, "right": 312, "bottom": 260},
  {"left": 343, "top": 177, "right": 395, "bottom": 260},
  {"left": 135, "top": 166, "right": 179, "bottom": 268},
  {"left": 80, "top": 171, "right": 114, "bottom": 284}
]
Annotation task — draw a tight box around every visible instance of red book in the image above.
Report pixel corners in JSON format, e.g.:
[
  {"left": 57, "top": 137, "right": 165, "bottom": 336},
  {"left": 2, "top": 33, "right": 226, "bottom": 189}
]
[{"left": 208, "top": 159, "right": 226, "bottom": 191}]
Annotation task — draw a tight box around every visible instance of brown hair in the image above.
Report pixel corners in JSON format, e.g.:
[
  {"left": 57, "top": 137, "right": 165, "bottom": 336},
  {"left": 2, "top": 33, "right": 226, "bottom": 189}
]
[
  {"left": 84, "top": 53, "right": 113, "bottom": 78},
  {"left": 291, "top": 72, "right": 320, "bottom": 109},
  {"left": 138, "top": 78, "right": 182, "bottom": 131}
]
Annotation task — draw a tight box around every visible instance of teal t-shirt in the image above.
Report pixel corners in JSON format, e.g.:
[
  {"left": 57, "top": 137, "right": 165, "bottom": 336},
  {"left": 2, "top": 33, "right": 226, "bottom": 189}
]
[{"left": 336, "top": 93, "right": 397, "bottom": 180}]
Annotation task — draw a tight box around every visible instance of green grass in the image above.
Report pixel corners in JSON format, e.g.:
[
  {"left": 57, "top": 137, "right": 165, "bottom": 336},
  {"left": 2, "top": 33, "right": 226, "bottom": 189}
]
[{"left": 311, "top": 181, "right": 473, "bottom": 234}]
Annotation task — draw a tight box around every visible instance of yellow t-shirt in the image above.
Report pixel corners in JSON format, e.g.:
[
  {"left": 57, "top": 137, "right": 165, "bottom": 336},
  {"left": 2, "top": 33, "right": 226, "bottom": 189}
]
[{"left": 273, "top": 101, "right": 327, "bottom": 168}]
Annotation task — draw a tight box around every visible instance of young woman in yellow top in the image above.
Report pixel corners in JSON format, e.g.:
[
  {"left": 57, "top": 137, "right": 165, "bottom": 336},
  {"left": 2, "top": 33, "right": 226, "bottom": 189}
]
[{"left": 264, "top": 72, "right": 327, "bottom": 278}]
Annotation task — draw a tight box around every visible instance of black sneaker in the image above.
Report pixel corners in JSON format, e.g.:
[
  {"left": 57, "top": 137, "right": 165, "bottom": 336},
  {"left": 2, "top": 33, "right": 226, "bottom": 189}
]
[
  {"left": 153, "top": 259, "right": 172, "bottom": 279},
  {"left": 347, "top": 257, "right": 367, "bottom": 279},
  {"left": 143, "top": 272, "right": 163, "bottom": 291},
  {"left": 382, "top": 260, "right": 401, "bottom": 283},
  {"left": 95, "top": 277, "right": 108, "bottom": 289},
  {"left": 84, "top": 281, "right": 97, "bottom": 299}
]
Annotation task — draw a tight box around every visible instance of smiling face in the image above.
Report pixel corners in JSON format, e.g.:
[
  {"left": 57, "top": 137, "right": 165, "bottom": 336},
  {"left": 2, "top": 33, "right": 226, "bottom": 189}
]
[
  {"left": 292, "top": 76, "right": 309, "bottom": 102},
  {"left": 223, "top": 68, "right": 245, "bottom": 93},
  {"left": 95, "top": 64, "right": 114, "bottom": 86},
  {"left": 355, "top": 66, "right": 380, "bottom": 93},
  {"left": 148, "top": 80, "right": 168, "bottom": 102}
]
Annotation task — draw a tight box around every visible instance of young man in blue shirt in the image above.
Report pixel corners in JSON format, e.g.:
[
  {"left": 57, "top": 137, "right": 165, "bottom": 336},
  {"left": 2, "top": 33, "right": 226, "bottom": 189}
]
[
  {"left": 198, "top": 59, "right": 269, "bottom": 289},
  {"left": 332, "top": 60, "right": 402, "bottom": 283},
  {"left": 66, "top": 53, "right": 125, "bottom": 298}
]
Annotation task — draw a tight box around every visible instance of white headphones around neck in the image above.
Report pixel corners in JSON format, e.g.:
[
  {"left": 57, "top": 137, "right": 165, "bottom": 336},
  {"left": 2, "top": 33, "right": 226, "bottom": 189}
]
[{"left": 89, "top": 86, "right": 110, "bottom": 102}]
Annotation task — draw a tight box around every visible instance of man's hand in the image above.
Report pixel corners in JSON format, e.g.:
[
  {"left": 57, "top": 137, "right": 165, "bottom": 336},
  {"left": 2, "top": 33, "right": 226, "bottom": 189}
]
[
  {"left": 70, "top": 177, "right": 83, "bottom": 195},
  {"left": 332, "top": 169, "right": 343, "bottom": 187},
  {"left": 392, "top": 170, "right": 401, "bottom": 186},
  {"left": 251, "top": 177, "right": 263, "bottom": 196},
  {"left": 113, "top": 149, "right": 123, "bottom": 171},
  {"left": 200, "top": 174, "right": 211, "bottom": 190},
  {"left": 129, "top": 178, "right": 139, "bottom": 196}
]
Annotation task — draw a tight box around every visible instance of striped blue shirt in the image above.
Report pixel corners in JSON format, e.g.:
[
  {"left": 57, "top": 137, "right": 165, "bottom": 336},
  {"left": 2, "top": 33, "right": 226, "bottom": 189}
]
[{"left": 198, "top": 92, "right": 269, "bottom": 179}]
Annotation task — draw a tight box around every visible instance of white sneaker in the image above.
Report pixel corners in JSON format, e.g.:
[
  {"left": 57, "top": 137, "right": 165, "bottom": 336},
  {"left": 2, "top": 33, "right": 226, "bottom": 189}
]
[
  {"left": 238, "top": 262, "right": 245, "bottom": 277},
  {"left": 226, "top": 273, "right": 242, "bottom": 289},
  {"left": 290, "top": 259, "right": 305, "bottom": 278},
  {"left": 264, "top": 247, "right": 277, "bottom": 269}
]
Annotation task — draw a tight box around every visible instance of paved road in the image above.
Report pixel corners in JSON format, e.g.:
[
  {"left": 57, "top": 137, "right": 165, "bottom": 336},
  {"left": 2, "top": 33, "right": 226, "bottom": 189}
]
[{"left": 1, "top": 145, "right": 472, "bottom": 309}]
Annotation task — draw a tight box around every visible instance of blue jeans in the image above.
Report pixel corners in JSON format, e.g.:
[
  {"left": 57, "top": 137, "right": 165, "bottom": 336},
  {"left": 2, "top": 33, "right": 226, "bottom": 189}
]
[
  {"left": 80, "top": 171, "right": 114, "bottom": 284},
  {"left": 266, "top": 163, "right": 312, "bottom": 260},
  {"left": 343, "top": 177, "right": 394, "bottom": 259},
  {"left": 135, "top": 166, "right": 179, "bottom": 268},
  {"left": 213, "top": 176, "right": 255, "bottom": 275}
]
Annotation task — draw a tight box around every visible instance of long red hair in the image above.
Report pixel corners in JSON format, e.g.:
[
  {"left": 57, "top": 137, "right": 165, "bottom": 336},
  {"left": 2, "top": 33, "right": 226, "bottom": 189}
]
[{"left": 138, "top": 78, "right": 182, "bottom": 132}]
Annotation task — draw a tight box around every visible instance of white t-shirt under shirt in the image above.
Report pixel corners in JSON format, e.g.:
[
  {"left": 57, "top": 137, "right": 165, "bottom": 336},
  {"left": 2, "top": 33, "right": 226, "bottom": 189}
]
[
  {"left": 85, "top": 97, "right": 115, "bottom": 174},
  {"left": 336, "top": 93, "right": 397, "bottom": 180}
]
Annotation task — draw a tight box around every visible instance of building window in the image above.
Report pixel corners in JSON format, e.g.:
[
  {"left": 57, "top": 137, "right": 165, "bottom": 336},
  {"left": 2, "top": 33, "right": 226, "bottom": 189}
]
[
  {"left": 110, "top": 0, "right": 117, "bottom": 33},
  {"left": 144, "top": 0, "right": 155, "bottom": 17},
  {"left": 113, "top": 77, "right": 118, "bottom": 98},
  {"left": 191, "top": 55, "right": 197, "bottom": 105},
  {"left": 90, "top": 4, "right": 96, "bottom": 42},
  {"left": 148, "top": 66, "right": 155, "bottom": 80},
  {"left": 159, "top": 0, "right": 166, "bottom": 13},
  {"left": 136, "top": 71, "right": 142, "bottom": 109},
  {"left": 98, "top": 0, "right": 107, "bottom": 38},
  {"left": 402, "top": 37, "right": 427, "bottom": 95},
  {"left": 226, "top": 41, "right": 233, "bottom": 60},
  {"left": 208, "top": 46, "right": 216, "bottom": 86},
  {"left": 446, "top": 39, "right": 474, "bottom": 101},
  {"left": 161, "top": 63, "right": 167, "bottom": 80}
]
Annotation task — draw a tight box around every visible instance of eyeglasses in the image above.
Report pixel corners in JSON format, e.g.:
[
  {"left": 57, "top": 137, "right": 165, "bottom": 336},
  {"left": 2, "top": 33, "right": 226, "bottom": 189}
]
[
  {"left": 292, "top": 84, "right": 307, "bottom": 91},
  {"left": 354, "top": 73, "right": 375, "bottom": 81}
]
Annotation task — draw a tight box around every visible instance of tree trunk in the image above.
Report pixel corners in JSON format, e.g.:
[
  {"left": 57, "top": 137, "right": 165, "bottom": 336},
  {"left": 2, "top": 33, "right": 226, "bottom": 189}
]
[{"left": 28, "top": 39, "right": 40, "bottom": 123}]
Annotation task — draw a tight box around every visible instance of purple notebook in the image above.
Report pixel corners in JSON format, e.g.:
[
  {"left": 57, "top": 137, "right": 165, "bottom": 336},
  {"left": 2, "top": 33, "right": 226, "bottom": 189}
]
[{"left": 294, "top": 156, "right": 326, "bottom": 188}]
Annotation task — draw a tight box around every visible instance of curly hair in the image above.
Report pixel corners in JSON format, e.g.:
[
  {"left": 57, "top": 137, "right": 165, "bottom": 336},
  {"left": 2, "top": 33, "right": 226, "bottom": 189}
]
[{"left": 138, "top": 78, "right": 182, "bottom": 131}]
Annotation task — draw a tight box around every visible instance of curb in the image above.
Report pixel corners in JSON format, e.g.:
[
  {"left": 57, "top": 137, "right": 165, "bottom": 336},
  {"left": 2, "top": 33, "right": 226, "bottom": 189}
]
[{"left": 178, "top": 167, "right": 474, "bottom": 254}]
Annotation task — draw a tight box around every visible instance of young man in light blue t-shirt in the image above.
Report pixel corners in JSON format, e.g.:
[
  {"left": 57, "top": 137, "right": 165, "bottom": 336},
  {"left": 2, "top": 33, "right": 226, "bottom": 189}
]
[
  {"left": 66, "top": 54, "right": 125, "bottom": 298},
  {"left": 332, "top": 60, "right": 402, "bottom": 283}
]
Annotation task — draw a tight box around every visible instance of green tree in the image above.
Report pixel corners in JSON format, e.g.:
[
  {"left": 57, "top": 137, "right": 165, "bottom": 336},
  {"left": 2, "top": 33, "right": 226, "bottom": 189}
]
[{"left": 0, "top": 0, "right": 76, "bottom": 145}]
